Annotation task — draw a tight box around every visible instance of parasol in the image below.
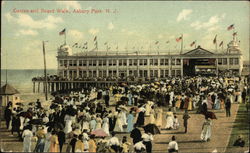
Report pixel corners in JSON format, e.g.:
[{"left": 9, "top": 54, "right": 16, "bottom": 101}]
[
  {"left": 16, "top": 103, "right": 24, "bottom": 106},
  {"left": 19, "top": 111, "right": 33, "bottom": 119},
  {"left": 28, "top": 119, "right": 44, "bottom": 125},
  {"left": 203, "top": 111, "right": 217, "bottom": 119},
  {"left": 143, "top": 124, "right": 161, "bottom": 135},
  {"left": 91, "top": 129, "right": 108, "bottom": 137},
  {"left": 119, "top": 105, "right": 128, "bottom": 112}
]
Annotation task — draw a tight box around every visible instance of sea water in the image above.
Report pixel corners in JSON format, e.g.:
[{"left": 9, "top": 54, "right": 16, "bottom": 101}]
[{"left": 1, "top": 69, "right": 57, "bottom": 102}]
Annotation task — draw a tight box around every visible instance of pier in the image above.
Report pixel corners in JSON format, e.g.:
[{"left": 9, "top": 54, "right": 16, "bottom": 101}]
[{"left": 32, "top": 79, "right": 152, "bottom": 93}]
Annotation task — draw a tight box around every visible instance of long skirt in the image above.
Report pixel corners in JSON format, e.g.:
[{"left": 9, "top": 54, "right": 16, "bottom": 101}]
[{"left": 143, "top": 141, "right": 152, "bottom": 153}]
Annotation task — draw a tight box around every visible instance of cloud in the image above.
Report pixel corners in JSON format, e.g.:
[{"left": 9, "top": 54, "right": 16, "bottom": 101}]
[
  {"left": 108, "top": 22, "right": 114, "bottom": 30},
  {"left": 16, "top": 29, "right": 38, "bottom": 36},
  {"left": 68, "top": 29, "right": 84, "bottom": 40},
  {"left": 177, "top": 9, "right": 193, "bottom": 22},
  {"left": 56, "top": 1, "right": 81, "bottom": 9},
  {"left": 88, "top": 28, "right": 99, "bottom": 35},
  {"left": 190, "top": 15, "right": 222, "bottom": 31},
  {"left": 158, "top": 34, "right": 163, "bottom": 39},
  {"left": 5, "top": 13, "right": 63, "bottom": 30}
]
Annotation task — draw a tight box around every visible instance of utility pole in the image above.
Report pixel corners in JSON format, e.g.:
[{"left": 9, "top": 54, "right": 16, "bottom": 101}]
[{"left": 43, "top": 41, "right": 48, "bottom": 101}]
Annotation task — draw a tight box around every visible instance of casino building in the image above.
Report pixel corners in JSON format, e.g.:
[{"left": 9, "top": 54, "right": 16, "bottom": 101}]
[{"left": 57, "top": 36, "right": 243, "bottom": 80}]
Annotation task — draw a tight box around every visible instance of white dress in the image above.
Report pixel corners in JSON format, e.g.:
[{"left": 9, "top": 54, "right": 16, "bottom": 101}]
[
  {"left": 201, "top": 120, "right": 212, "bottom": 141},
  {"left": 43, "top": 132, "right": 51, "bottom": 152},
  {"left": 64, "top": 115, "right": 73, "bottom": 134},
  {"left": 114, "top": 113, "right": 123, "bottom": 132},
  {"left": 165, "top": 112, "right": 174, "bottom": 129},
  {"left": 22, "top": 129, "right": 33, "bottom": 152},
  {"left": 96, "top": 117, "right": 102, "bottom": 129},
  {"left": 149, "top": 109, "right": 155, "bottom": 124},
  {"left": 155, "top": 108, "right": 163, "bottom": 127},
  {"left": 102, "top": 117, "right": 110, "bottom": 136}
]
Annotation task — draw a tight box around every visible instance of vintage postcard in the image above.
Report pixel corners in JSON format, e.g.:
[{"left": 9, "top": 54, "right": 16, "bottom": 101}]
[{"left": 0, "top": 1, "right": 249, "bottom": 153}]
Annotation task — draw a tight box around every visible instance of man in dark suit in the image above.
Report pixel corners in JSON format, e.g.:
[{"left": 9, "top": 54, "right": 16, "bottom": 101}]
[
  {"left": 225, "top": 98, "right": 231, "bottom": 117},
  {"left": 130, "top": 124, "right": 142, "bottom": 144}
]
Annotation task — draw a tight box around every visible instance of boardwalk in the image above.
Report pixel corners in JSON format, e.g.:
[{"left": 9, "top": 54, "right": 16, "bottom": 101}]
[{"left": 0, "top": 102, "right": 242, "bottom": 152}]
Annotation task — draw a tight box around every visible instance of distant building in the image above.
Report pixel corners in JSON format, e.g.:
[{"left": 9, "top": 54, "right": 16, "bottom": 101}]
[
  {"left": 57, "top": 36, "right": 243, "bottom": 80},
  {"left": 242, "top": 60, "right": 250, "bottom": 76}
]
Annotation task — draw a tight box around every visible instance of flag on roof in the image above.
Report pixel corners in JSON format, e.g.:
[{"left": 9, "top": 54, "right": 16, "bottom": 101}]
[
  {"left": 219, "top": 41, "right": 223, "bottom": 47},
  {"left": 155, "top": 41, "right": 159, "bottom": 45},
  {"left": 94, "top": 36, "right": 97, "bottom": 41},
  {"left": 233, "top": 32, "right": 237, "bottom": 36},
  {"left": 72, "top": 43, "right": 78, "bottom": 47},
  {"left": 176, "top": 36, "right": 182, "bottom": 42},
  {"left": 190, "top": 41, "right": 196, "bottom": 47},
  {"left": 166, "top": 41, "right": 170, "bottom": 44},
  {"left": 84, "top": 42, "right": 88, "bottom": 45},
  {"left": 104, "top": 42, "right": 108, "bottom": 45},
  {"left": 59, "top": 28, "right": 66, "bottom": 35},
  {"left": 213, "top": 35, "right": 217, "bottom": 44},
  {"left": 227, "top": 24, "right": 234, "bottom": 31}
]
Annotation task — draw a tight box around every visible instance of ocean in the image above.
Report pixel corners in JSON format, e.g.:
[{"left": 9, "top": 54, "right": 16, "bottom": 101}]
[
  {"left": 1, "top": 69, "right": 57, "bottom": 102},
  {"left": 1, "top": 69, "right": 57, "bottom": 93}
]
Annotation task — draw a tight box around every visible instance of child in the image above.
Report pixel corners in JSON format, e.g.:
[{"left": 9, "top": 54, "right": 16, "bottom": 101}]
[
  {"left": 121, "top": 136, "right": 131, "bottom": 153},
  {"left": 173, "top": 115, "right": 180, "bottom": 130}
]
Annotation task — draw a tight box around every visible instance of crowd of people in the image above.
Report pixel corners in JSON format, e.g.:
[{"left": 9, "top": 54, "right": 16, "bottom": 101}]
[{"left": 3, "top": 76, "right": 249, "bottom": 152}]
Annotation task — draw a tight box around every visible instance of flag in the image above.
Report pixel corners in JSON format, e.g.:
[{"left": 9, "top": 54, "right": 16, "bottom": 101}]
[
  {"left": 176, "top": 36, "right": 182, "bottom": 42},
  {"left": 59, "top": 28, "right": 66, "bottom": 35},
  {"left": 219, "top": 41, "right": 223, "bottom": 47},
  {"left": 227, "top": 24, "right": 234, "bottom": 31},
  {"left": 190, "top": 41, "right": 196, "bottom": 47},
  {"left": 84, "top": 42, "right": 88, "bottom": 45},
  {"left": 213, "top": 35, "right": 217, "bottom": 44},
  {"left": 155, "top": 41, "right": 159, "bottom": 45},
  {"left": 166, "top": 41, "right": 170, "bottom": 44},
  {"left": 94, "top": 36, "right": 97, "bottom": 41},
  {"left": 233, "top": 32, "right": 237, "bottom": 36},
  {"left": 104, "top": 42, "right": 108, "bottom": 45},
  {"left": 72, "top": 43, "right": 78, "bottom": 47}
]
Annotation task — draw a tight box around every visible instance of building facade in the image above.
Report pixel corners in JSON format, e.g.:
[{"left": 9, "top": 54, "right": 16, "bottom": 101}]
[{"left": 57, "top": 37, "right": 243, "bottom": 79}]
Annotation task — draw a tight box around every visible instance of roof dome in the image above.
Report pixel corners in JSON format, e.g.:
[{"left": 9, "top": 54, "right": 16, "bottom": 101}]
[{"left": 58, "top": 44, "right": 72, "bottom": 55}]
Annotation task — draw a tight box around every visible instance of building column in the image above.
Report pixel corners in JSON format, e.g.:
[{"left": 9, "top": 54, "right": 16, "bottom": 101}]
[
  {"left": 169, "top": 57, "right": 171, "bottom": 76},
  {"left": 158, "top": 58, "right": 160, "bottom": 78},
  {"left": 181, "top": 59, "right": 183, "bottom": 77},
  {"left": 216, "top": 58, "right": 219, "bottom": 76},
  {"left": 96, "top": 60, "right": 99, "bottom": 77},
  {"left": 147, "top": 58, "right": 150, "bottom": 78},
  {"left": 76, "top": 60, "right": 79, "bottom": 78},
  {"left": 126, "top": 59, "right": 129, "bottom": 78},
  {"left": 116, "top": 59, "right": 119, "bottom": 77}
]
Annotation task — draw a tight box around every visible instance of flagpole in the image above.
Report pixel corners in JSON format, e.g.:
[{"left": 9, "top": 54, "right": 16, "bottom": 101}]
[
  {"left": 181, "top": 34, "right": 183, "bottom": 54},
  {"left": 64, "top": 29, "right": 66, "bottom": 45},
  {"left": 42, "top": 41, "right": 48, "bottom": 101}
]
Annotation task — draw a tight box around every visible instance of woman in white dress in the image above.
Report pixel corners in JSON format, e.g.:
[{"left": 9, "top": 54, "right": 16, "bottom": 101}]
[
  {"left": 95, "top": 115, "right": 102, "bottom": 129},
  {"left": 148, "top": 106, "right": 155, "bottom": 124},
  {"left": 114, "top": 110, "right": 123, "bottom": 132},
  {"left": 200, "top": 118, "right": 212, "bottom": 142},
  {"left": 165, "top": 108, "right": 174, "bottom": 130},
  {"left": 22, "top": 127, "right": 33, "bottom": 152},
  {"left": 155, "top": 107, "right": 163, "bottom": 128},
  {"left": 43, "top": 127, "right": 52, "bottom": 152},
  {"left": 64, "top": 114, "right": 73, "bottom": 134},
  {"left": 102, "top": 115, "right": 110, "bottom": 136}
]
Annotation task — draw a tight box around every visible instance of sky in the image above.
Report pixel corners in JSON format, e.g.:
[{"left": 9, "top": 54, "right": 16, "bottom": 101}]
[{"left": 1, "top": 1, "right": 249, "bottom": 69}]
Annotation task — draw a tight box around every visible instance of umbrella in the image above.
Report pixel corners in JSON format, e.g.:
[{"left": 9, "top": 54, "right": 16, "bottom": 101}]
[
  {"left": 203, "top": 111, "right": 217, "bottom": 119},
  {"left": 28, "top": 119, "right": 44, "bottom": 125},
  {"left": 29, "top": 102, "right": 35, "bottom": 106},
  {"left": 143, "top": 124, "right": 161, "bottom": 135},
  {"left": 119, "top": 105, "right": 128, "bottom": 112},
  {"left": 19, "top": 111, "right": 33, "bottom": 119},
  {"left": 121, "top": 96, "right": 129, "bottom": 102},
  {"left": 16, "top": 103, "right": 24, "bottom": 106},
  {"left": 91, "top": 129, "right": 108, "bottom": 137}
]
